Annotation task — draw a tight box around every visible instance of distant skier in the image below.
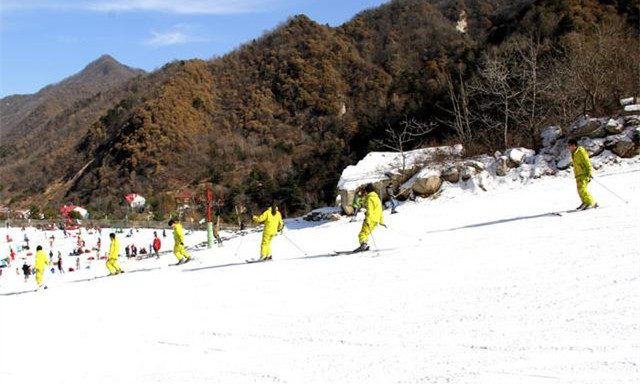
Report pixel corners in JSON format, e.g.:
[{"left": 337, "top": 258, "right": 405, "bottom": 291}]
[
  {"left": 152, "top": 232, "right": 161, "bottom": 259},
  {"left": 106, "top": 233, "right": 123, "bottom": 276},
  {"left": 350, "top": 190, "right": 363, "bottom": 222},
  {"left": 214, "top": 220, "right": 223, "bottom": 246},
  {"left": 168, "top": 220, "right": 190, "bottom": 264},
  {"left": 57, "top": 254, "right": 64, "bottom": 274},
  {"left": 355, "top": 184, "right": 384, "bottom": 252},
  {"left": 385, "top": 183, "right": 399, "bottom": 214},
  {"left": 252, "top": 202, "right": 284, "bottom": 261},
  {"left": 22, "top": 261, "right": 31, "bottom": 282},
  {"left": 568, "top": 139, "right": 597, "bottom": 210},
  {"left": 34, "top": 245, "right": 50, "bottom": 290}
]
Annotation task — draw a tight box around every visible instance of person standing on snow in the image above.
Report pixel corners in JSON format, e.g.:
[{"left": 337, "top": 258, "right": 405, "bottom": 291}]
[
  {"left": 385, "top": 183, "right": 399, "bottom": 214},
  {"left": 350, "top": 190, "right": 363, "bottom": 222},
  {"left": 168, "top": 220, "right": 191, "bottom": 264},
  {"left": 152, "top": 232, "right": 161, "bottom": 259},
  {"left": 106, "top": 233, "right": 124, "bottom": 276},
  {"left": 568, "top": 139, "right": 597, "bottom": 210},
  {"left": 252, "top": 202, "right": 284, "bottom": 261},
  {"left": 356, "top": 184, "right": 385, "bottom": 252},
  {"left": 34, "top": 245, "right": 50, "bottom": 290}
]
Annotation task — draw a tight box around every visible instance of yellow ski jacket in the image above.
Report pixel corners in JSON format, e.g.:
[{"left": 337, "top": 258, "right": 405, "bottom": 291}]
[
  {"left": 364, "top": 191, "right": 384, "bottom": 226},
  {"left": 253, "top": 208, "right": 284, "bottom": 236},
  {"left": 173, "top": 223, "right": 186, "bottom": 245},
  {"left": 109, "top": 237, "right": 120, "bottom": 260},
  {"left": 571, "top": 146, "right": 593, "bottom": 179},
  {"left": 35, "top": 250, "right": 50, "bottom": 270}
]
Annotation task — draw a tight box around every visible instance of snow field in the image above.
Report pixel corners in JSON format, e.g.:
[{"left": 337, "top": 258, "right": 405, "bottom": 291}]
[{"left": 0, "top": 163, "right": 638, "bottom": 384}]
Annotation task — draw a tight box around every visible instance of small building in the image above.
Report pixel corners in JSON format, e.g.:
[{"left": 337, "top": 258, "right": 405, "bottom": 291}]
[
  {"left": 60, "top": 205, "right": 89, "bottom": 219},
  {"left": 125, "top": 193, "right": 146, "bottom": 209},
  {"left": 174, "top": 190, "right": 195, "bottom": 205}
]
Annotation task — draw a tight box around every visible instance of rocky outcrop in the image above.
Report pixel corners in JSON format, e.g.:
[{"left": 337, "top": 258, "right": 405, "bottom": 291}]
[{"left": 335, "top": 113, "right": 640, "bottom": 215}]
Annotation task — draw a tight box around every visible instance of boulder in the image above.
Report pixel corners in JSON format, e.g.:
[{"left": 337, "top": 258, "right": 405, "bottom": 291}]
[
  {"left": 624, "top": 116, "right": 640, "bottom": 127},
  {"left": 339, "top": 189, "right": 356, "bottom": 215},
  {"left": 604, "top": 118, "right": 624, "bottom": 134},
  {"left": 460, "top": 166, "right": 476, "bottom": 181},
  {"left": 572, "top": 118, "right": 607, "bottom": 138},
  {"left": 540, "top": 126, "right": 562, "bottom": 148},
  {"left": 442, "top": 166, "right": 460, "bottom": 183},
  {"left": 411, "top": 170, "right": 443, "bottom": 196},
  {"left": 505, "top": 148, "right": 535, "bottom": 167},
  {"left": 495, "top": 156, "right": 509, "bottom": 176},
  {"left": 556, "top": 150, "right": 573, "bottom": 170},
  {"left": 580, "top": 138, "right": 605, "bottom": 157},
  {"left": 612, "top": 140, "right": 636, "bottom": 158},
  {"left": 531, "top": 155, "right": 557, "bottom": 178},
  {"left": 464, "top": 160, "right": 485, "bottom": 171}
]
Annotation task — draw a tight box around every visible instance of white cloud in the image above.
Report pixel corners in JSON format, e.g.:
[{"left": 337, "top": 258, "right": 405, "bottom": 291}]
[
  {"left": 144, "top": 25, "right": 206, "bottom": 47},
  {"left": 1, "top": 0, "right": 284, "bottom": 14}
]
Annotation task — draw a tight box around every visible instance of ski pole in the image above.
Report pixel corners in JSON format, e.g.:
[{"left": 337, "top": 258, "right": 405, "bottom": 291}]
[
  {"left": 366, "top": 222, "right": 379, "bottom": 255},
  {"left": 233, "top": 232, "right": 245, "bottom": 258},
  {"left": 591, "top": 177, "right": 629, "bottom": 204},
  {"left": 282, "top": 231, "right": 307, "bottom": 256}
]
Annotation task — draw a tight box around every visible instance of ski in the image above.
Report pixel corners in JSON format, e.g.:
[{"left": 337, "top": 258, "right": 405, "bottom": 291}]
[
  {"left": 245, "top": 258, "right": 272, "bottom": 264},
  {"left": 168, "top": 258, "right": 193, "bottom": 267},
  {"left": 333, "top": 248, "right": 370, "bottom": 256},
  {"left": 550, "top": 204, "right": 600, "bottom": 216}
]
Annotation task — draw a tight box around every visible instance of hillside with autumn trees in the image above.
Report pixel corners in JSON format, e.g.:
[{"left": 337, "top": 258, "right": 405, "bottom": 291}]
[{"left": 0, "top": 0, "right": 637, "bottom": 220}]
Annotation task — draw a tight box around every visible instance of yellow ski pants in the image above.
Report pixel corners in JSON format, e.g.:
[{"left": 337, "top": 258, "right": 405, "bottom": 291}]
[
  {"left": 173, "top": 244, "right": 190, "bottom": 261},
  {"left": 358, "top": 221, "right": 379, "bottom": 244},
  {"left": 106, "top": 258, "right": 122, "bottom": 274},
  {"left": 260, "top": 233, "right": 276, "bottom": 258},
  {"left": 35, "top": 268, "right": 44, "bottom": 285},
  {"left": 576, "top": 177, "right": 595, "bottom": 206}
]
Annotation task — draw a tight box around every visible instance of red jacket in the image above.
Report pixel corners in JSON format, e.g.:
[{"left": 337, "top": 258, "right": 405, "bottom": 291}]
[{"left": 153, "top": 238, "right": 161, "bottom": 251}]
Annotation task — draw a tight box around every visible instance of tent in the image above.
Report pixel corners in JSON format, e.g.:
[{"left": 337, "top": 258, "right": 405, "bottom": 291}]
[{"left": 125, "top": 193, "right": 146, "bottom": 209}]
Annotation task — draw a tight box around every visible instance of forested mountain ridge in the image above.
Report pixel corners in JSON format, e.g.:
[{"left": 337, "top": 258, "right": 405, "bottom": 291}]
[{"left": 0, "top": 0, "right": 637, "bottom": 219}]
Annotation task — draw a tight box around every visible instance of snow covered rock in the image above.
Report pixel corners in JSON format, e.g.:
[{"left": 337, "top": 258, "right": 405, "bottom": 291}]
[
  {"left": 591, "top": 150, "right": 621, "bottom": 169},
  {"left": 571, "top": 118, "right": 607, "bottom": 138},
  {"left": 623, "top": 104, "right": 640, "bottom": 112},
  {"left": 460, "top": 166, "right": 476, "bottom": 181},
  {"left": 580, "top": 138, "right": 605, "bottom": 157},
  {"left": 556, "top": 150, "right": 573, "bottom": 170},
  {"left": 441, "top": 166, "right": 460, "bottom": 183},
  {"left": 612, "top": 139, "right": 636, "bottom": 158},
  {"left": 495, "top": 156, "right": 509, "bottom": 176},
  {"left": 506, "top": 148, "right": 535, "bottom": 167},
  {"left": 540, "top": 126, "right": 562, "bottom": 148},
  {"left": 624, "top": 115, "right": 640, "bottom": 126},
  {"left": 604, "top": 118, "right": 624, "bottom": 134},
  {"left": 530, "top": 155, "right": 557, "bottom": 178},
  {"left": 410, "top": 169, "right": 442, "bottom": 196},
  {"left": 464, "top": 159, "right": 486, "bottom": 171}
]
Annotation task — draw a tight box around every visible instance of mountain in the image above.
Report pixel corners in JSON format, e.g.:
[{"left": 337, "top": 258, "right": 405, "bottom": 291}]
[
  {"left": 0, "top": 0, "right": 637, "bottom": 218},
  {"left": 0, "top": 55, "right": 145, "bottom": 141}
]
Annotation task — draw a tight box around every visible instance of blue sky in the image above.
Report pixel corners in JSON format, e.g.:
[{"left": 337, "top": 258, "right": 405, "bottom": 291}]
[{"left": 0, "top": 0, "right": 389, "bottom": 97}]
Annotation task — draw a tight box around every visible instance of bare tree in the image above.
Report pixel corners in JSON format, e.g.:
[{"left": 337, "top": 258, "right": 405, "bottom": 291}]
[
  {"left": 471, "top": 48, "right": 523, "bottom": 150},
  {"left": 559, "top": 16, "right": 640, "bottom": 116},
  {"left": 437, "top": 69, "right": 474, "bottom": 146},
  {"left": 374, "top": 118, "right": 436, "bottom": 176}
]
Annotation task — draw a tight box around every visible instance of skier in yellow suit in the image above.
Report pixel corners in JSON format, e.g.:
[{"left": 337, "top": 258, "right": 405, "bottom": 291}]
[
  {"left": 252, "top": 202, "right": 284, "bottom": 261},
  {"left": 568, "top": 139, "right": 597, "bottom": 210},
  {"left": 356, "top": 184, "right": 385, "bottom": 252},
  {"left": 106, "top": 233, "right": 124, "bottom": 275},
  {"left": 168, "top": 219, "right": 191, "bottom": 264},
  {"left": 34, "top": 245, "right": 50, "bottom": 289}
]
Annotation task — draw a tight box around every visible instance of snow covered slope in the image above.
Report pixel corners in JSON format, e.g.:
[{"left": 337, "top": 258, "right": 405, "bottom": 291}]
[{"left": 1, "top": 162, "right": 639, "bottom": 384}]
